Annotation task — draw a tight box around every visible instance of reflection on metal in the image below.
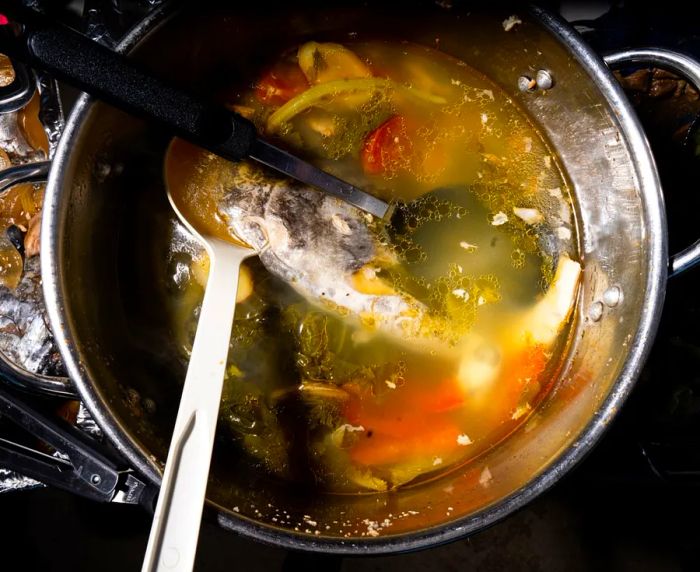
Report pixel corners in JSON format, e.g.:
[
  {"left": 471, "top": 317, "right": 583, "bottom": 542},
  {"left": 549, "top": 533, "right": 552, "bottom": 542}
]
[
  {"left": 35, "top": 70, "right": 64, "bottom": 158},
  {"left": 536, "top": 69, "right": 554, "bottom": 89},
  {"left": 0, "top": 161, "right": 49, "bottom": 193},
  {"left": 603, "top": 285, "right": 622, "bottom": 307},
  {"left": 518, "top": 75, "right": 536, "bottom": 92}
]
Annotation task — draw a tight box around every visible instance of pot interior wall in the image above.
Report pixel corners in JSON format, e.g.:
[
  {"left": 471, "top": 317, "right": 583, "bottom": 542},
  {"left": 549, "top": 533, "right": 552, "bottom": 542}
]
[{"left": 48, "top": 3, "right": 658, "bottom": 549}]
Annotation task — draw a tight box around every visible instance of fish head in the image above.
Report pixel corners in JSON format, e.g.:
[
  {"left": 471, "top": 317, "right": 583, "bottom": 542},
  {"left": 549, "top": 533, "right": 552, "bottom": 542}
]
[{"left": 219, "top": 162, "right": 377, "bottom": 278}]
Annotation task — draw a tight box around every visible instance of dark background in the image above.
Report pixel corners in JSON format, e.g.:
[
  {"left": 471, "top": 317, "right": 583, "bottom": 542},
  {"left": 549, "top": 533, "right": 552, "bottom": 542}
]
[{"left": 3, "top": 1, "right": 700, "bottom": 570}]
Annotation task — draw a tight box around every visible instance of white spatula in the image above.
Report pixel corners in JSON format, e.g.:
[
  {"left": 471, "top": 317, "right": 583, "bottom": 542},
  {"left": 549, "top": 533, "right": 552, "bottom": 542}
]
[{"left": 141, "top": 184, "right": 253, "bottom": 572}]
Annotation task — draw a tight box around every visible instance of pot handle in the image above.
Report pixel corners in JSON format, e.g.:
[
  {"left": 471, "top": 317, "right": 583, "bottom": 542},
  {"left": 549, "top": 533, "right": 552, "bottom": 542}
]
[
  {"left": 0, "top": 161, "right": 77, "bottom": 399},
  {"left": 604, "top": 48, "right": 700, "bottom": 278}
]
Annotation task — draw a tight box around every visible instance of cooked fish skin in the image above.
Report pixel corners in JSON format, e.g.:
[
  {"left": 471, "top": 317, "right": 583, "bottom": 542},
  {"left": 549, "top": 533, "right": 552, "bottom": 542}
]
[{"left": 218, "top": 162, "right": 427, "bottom": 337}]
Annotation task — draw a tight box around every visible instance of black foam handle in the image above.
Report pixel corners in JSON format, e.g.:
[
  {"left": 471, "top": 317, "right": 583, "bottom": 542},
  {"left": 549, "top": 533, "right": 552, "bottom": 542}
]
[{"left": 0, "top": 6, "right": 256, "bottom": 160}]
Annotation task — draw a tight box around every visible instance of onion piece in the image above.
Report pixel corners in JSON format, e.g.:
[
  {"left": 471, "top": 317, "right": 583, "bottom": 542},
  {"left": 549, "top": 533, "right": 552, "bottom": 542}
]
[{"left": 512, "top": 206, "right": 544, "bottom": 225}]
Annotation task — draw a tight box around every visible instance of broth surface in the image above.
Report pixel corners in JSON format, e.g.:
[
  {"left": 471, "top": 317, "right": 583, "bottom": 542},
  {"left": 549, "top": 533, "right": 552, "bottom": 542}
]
[{"left": 165, "top": 40, "right": 580, "bottom": 492}]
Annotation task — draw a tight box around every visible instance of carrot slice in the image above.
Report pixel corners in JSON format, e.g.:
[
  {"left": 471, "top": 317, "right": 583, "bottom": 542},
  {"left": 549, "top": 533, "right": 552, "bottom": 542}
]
[
  {"left": 349, "top": 422, "right": 460, "bottom": 466},
  {"left": 344, "top": 377, "right": 465, "bottom": 466}
]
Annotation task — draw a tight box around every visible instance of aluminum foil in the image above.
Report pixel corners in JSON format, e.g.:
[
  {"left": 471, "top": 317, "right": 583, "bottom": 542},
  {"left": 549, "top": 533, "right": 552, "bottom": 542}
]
[
  {"left": 0, "top": 0, "right": 158, "bottom": 496},
  {"left": 0, "top": 111, "right": 44, "bottom": 164},
  {"left": 0, "top": 256, "right": 66, "bottom": 377},
  {"left": 76, "top": 402, "right": 103, "bottom": 438},
  {"left": 0, "top": 468, "right": 42, "bottom": 494}
]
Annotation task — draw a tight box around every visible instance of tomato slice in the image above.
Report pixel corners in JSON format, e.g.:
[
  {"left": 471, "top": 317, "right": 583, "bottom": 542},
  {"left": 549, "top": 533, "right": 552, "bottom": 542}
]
[
  {"left": 255, "top": 61, "right": 309, "bottom": 106},
  {"left": 360, "top": 115, "right": 414, "bottom": 175}
]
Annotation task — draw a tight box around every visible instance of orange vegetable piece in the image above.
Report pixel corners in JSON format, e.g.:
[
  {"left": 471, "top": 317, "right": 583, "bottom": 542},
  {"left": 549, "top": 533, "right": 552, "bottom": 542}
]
[
  {"left": 344, "top": 344, "right": 550, "bottom": 468},
  {"left": 488, "top": 343, "right": 548, "bottom": 421},
  {"left": 360, "top": 115, "right": 414, "bottom": 175},
  {"left": 349, "top": 422, "right": 460, "bottom": 467},
  {"left": 344, "top": 377, "right": 465, "bottom": 467},
  {"left": 255, "top": 61, "right": 309, "bottom": 106}
]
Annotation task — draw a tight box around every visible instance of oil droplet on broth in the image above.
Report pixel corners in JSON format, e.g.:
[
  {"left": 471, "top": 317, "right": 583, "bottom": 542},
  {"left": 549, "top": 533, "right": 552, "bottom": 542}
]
[{"left": 164, "top": 39, "right": 579, "bottom": 494}]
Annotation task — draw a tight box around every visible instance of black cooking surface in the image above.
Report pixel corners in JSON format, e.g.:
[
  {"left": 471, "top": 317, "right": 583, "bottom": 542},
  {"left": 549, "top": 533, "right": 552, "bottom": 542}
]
[{"left": 3, "top": 2, "right": 700, "bottom": 571}]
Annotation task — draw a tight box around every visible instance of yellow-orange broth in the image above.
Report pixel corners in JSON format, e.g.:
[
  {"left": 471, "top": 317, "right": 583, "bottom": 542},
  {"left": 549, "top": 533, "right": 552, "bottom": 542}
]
[{"left": 165, "top": 40, "right": 580, "bottom": 492}]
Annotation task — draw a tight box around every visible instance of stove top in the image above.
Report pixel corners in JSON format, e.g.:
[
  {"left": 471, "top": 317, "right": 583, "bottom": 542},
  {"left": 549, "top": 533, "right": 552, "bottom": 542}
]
[{"left": 1, "top": 2, "right": 700, "bottom": 571}]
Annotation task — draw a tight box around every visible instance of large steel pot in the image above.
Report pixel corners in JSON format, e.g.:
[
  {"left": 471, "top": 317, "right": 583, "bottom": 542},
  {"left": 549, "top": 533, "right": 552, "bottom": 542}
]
[{"left": 40, "top": 2, "right": 700, "bottom": 554}]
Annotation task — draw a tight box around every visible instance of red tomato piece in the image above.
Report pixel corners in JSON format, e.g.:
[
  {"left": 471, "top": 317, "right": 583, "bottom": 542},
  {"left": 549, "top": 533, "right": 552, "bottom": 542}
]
[
  {"left": 255, "top": 62, "right": 309, "bottom": 105},
  {"left": 360, "top": 115, "right": 414, "bottom": 175}
]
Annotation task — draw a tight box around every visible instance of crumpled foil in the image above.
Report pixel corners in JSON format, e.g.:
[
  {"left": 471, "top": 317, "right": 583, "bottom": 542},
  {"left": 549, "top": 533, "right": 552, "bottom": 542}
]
[
  {"left": 0, "top": 48, "right": 73, "bottom": 494},
  {"left": 0, "top": 112, "right": 44, "bottom": 164},
  {"left": 0, "top": 256, "right": 67, "bottom": 377},
  {"left": 76, "top": 401, "right": 103, "bottom": 439},
  {"left": 0, "top": 0, "right": 159, "bottom": 496},
  {"left": 0, "top": 468, "right": 42, "bottom": 493},
  {"left": 0, "top": 19, "right": 67, "bottom": 493}
]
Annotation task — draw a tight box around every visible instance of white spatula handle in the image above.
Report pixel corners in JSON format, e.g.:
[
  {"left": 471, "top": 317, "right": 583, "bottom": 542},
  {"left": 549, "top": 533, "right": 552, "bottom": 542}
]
[{"left": 142, "top": 240, "right": 250, "bottom": 572}]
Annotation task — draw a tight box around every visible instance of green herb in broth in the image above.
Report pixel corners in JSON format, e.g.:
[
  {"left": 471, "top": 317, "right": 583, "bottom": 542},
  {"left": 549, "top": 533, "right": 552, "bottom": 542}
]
[{"left": 165, "top": 39, "right": 581, "bottom": 493}]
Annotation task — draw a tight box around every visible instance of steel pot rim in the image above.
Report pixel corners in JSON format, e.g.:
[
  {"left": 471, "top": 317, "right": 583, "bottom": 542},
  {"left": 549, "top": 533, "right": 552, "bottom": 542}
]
[{"left": 40, "top": 4, "right": 667, "bottom": 554}]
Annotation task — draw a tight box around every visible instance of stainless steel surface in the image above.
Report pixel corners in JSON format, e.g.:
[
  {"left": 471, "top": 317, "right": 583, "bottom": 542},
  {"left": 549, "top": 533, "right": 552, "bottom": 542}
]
[
  {"left": 0, "top": 161, "right": 50, "bottom": 191},
  {"left": 251, "top": 139, "right": 390, "bottom": 219},
  {"left": 0, "top": 342, "right": 74, "bottom": 398},
  {"left": 41, "top": 3, "right": 668, "bottom": 554},
  {"left": 535, "top": 69, "right": 554, "bottom": 89},
  {"left": 604, "top": 47, "right": 700, "bottom": 277}
]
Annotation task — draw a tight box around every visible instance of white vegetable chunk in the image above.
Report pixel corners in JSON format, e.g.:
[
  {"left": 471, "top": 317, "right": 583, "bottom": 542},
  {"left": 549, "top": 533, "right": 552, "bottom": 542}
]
[{"left": 521, "top": 255, "right": 581, "bottom": 346}]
